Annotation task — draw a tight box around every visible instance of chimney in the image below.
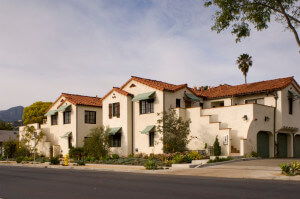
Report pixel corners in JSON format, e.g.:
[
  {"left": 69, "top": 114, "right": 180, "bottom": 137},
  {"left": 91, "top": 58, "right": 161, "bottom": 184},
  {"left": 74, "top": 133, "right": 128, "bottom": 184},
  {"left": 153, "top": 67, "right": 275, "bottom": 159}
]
[{"left": 193, "top": 86, "right": 197, "bottom": 91}]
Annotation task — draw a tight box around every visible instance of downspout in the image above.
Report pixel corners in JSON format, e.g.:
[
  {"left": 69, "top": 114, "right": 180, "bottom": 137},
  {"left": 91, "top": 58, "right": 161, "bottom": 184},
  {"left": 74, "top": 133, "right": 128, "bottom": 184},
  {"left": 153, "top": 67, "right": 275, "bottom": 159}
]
[
  {"left": 131, "top": 101, "right": 134, "bottom": 155},
  {"left": 76, "top": 106, "right": 78, "bottom": 147},
  {"left": 273, "top": 91, "right": 278, "bottom": 158}
]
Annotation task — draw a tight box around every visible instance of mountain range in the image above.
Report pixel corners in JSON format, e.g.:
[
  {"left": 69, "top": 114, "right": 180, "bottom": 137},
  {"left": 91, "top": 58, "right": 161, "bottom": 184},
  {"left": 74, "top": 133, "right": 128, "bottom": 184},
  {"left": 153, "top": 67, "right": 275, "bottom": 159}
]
[{"left": 0, "top": 106, "right": 24, "bottom": 122}]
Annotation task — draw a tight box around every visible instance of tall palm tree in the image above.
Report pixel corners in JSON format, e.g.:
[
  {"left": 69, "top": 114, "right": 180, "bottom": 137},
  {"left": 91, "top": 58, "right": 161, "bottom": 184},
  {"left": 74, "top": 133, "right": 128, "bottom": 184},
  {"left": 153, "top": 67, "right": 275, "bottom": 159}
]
[{"left": 236, "top": 53, "right": 253, "bottom": 84}]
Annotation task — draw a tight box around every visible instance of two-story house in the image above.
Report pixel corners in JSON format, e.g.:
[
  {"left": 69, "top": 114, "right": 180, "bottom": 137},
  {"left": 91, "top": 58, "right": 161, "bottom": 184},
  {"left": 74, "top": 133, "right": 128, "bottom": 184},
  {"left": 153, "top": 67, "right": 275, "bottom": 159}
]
[
  {"left": 102, "top": 76, "right": 300, "bottom": 158},
  {"left": 20, "top": 93, "right": 102, "bottom": 157}
]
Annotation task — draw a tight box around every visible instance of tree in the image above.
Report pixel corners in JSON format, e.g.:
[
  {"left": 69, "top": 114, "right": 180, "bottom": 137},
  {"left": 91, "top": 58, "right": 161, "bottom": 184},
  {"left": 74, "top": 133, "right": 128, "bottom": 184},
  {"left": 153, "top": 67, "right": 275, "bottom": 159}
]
[
  {"left": 0, "top": 121, "right": 13, "bottom": 130},
  {"left": 213, "top": 136, "right": 221, "bottom": 156},
  {"left": 236, "top": 53, "right": 253, "bottom": 83},
  {"left": 21, "top": 126, "right": 45, "bottom": 154},
  {"left": 204, "top": 0, "right": 300, "bottom": 51},
  {"left": 3, "top": 139, "right": 18, "bottom": 158},
  {"left": 83, "top": 126, "right": 110, "bottom": 159},
  {"left": 22, "top": 101, "right": 52, "bottom": 125},
  {"left": 157, "top": 109, "right": 192, "bottom": 153}
]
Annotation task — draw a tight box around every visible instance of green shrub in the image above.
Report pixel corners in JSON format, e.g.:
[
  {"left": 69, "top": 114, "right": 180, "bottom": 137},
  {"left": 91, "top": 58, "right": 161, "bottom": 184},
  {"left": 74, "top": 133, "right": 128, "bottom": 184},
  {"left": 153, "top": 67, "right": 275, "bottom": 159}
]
[
  {"left": 14, "top": 146, "right": 31, "bottom": 158},
  {"left": 279, "top": 163, "right": 291, "bottom": 175},
  {"left": 207, "top": 156, "right": 233, "bottom": 164},
  {"left": 182, "top": 154, "right": 193, "bottom": 163},
  {"left": 23, "top": 156, "right": 33, "bottom": 162},
  {"left": 76, "top": 160, "right": 86, "bottom": 166},
  {"left": 144, "top": 160, "right": 158, "bottom": 170},
  {"left": 85, "top": 156, "right": 96, "bottom": 162},
  {"left": 38, "top": 157, "right": 47, "bottom": 163},
  {"left": 290, "top": 161, "right": 300, "bottom": 175},
  {"left": 50, "top": 157, "right": 60, "bottom": 165},
  {"left": 0, "top": 156, "right": 6, "bottom": 161},
  {"left": 3, "top": 139, "right": 18, "bottom": 158},
  {"left": 173, "top": 153, "right": 183, "bottom": 163},
  {"left": 188, "top": 151, "right": 201, "bottom": 160},
  {"left": 83, "top": 126, "right": 110, "bottom": 159},
  {"left": 213, "top": 136, "right": 221, "bottom": 156},
  {"left": 69, "top": 147, "right": 85, "bottom": 160},
  {"left": 16, "top": 156, "right": 24, "bottom": 163},
  {"left": 111, "top": 154, "right": 119, "bottom": 159}
]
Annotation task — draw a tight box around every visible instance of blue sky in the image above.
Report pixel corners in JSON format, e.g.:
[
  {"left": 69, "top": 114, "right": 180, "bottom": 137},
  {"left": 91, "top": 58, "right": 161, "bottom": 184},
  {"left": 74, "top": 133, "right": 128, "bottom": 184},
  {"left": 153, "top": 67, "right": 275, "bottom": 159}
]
[{"left": 0, "top": 0, "right": 299, "bottom": 110}]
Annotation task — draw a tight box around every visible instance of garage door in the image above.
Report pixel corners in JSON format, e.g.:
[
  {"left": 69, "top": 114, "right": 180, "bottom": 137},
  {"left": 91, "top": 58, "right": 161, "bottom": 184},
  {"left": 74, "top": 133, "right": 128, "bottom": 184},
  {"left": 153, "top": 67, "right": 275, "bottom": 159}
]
[
  {"left": 257, "top": 131, "right": 269, "bottom": 158},
  {"left": 277, "top": 133, "right": 287, "bottom": 158},
  {"left": 295, "top": 135, "right": 300, "bottom": 158}
]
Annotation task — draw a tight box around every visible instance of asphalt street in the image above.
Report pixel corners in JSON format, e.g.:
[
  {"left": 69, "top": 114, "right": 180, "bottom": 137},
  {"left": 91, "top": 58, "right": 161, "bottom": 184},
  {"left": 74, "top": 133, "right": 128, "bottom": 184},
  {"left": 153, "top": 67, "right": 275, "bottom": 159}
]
[{"left": 0, "top": 165, "right": 299, "bottom": 199}]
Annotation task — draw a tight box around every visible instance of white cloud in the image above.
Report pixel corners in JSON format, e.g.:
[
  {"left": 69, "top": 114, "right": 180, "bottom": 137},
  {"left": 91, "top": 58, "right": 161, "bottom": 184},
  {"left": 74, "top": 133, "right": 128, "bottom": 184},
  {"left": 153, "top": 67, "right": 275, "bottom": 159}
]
[{"left": 0, "top": 0, "right": 299, "bottom": 109}]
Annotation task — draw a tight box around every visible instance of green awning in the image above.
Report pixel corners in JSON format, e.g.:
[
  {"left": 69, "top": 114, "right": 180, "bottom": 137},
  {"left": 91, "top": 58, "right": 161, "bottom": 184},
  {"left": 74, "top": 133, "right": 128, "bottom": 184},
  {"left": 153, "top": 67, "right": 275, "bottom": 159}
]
[
  {"left": 141, "top": 125, "right": 155, "bottom": 134},
  {"left": 44, "top": 109, "right": 58, "bottom": 116},
  {"left": 132, "top": 91, "right": 156, "bottom": 102},
  {"left": 185, "top": 93, "right": 200, "bottom": 102},
  {"left": 108, "top": 127, "right": 122, "bottom": 135},
  {"left": 57, "top": 104, "right": 71, "bottom": 112},
  {"left": 289, "top": 90, "right": 300, "bottom": 99},
  {"left": 61, "top": 131, "right": 72, "bottom": 138}
]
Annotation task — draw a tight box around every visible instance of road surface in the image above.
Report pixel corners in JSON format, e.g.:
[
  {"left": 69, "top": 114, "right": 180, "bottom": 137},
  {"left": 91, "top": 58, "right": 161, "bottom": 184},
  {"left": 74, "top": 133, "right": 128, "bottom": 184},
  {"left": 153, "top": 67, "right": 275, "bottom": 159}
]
[{"left": 0, "top": 165, "right": 299, "bottom": 199}]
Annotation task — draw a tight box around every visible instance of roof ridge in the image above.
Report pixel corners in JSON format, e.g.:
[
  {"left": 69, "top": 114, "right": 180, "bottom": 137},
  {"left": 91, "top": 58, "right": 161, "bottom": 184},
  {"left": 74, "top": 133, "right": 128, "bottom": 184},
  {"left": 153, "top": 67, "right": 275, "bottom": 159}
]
[
  {"left": 231, "top": 76, "right": 294, "bottom": 87},
  {"left": 62, "top": 93, "right": 101, "bottom": 99},
  {"left": 131, "top": 76, "right": 185, "bottom": 87}
]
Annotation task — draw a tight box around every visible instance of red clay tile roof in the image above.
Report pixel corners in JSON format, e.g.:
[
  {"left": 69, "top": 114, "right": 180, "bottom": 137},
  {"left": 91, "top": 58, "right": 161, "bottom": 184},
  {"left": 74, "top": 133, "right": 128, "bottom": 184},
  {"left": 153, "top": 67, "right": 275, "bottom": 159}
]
[
  {"left": 195, "top": 77, "right": 296, "bottom": 99},
  {"left": 101, "top": 87, "right": 133, "bottom": 101},
  {"left": 61, "top": 93, "right": 102, "bottom": 107},
  {"left": 121, "top": 76, "right": 189, "bottom": 92}
]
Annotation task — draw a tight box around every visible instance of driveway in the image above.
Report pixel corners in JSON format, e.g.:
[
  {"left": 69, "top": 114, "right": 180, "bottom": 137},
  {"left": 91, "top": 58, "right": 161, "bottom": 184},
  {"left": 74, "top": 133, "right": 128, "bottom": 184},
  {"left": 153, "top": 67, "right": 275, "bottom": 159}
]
[{"left": 164, "top": 158, "right": 300, "bottom": 180}]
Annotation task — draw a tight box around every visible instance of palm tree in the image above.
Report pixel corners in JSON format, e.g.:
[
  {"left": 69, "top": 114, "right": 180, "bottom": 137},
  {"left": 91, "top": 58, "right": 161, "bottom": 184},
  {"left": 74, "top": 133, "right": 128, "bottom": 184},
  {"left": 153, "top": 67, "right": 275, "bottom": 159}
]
[{"left": 236, "top": 53, "right": 253, "bottom": 84}]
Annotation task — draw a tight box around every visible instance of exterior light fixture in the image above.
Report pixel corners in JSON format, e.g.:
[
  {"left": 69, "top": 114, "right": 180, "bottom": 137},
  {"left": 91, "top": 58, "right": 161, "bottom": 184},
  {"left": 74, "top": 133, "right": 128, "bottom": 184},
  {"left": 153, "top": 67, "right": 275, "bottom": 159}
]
[
  {"left": 242, "top": 115, "right": 248, "bottom": 120},
  {"left": 265, "top": 116, "right": 270, "bottom": 121}
]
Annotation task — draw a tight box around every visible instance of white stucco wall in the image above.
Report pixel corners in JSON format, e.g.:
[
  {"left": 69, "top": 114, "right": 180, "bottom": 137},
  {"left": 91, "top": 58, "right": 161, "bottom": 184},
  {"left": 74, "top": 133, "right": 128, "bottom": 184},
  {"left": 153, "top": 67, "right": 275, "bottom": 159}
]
[
  {"left": 122, "top": 80, "right": 164, "bottom": 154},
  {"left": 102, "top": 90, "right": 132, "bottom": 156}
]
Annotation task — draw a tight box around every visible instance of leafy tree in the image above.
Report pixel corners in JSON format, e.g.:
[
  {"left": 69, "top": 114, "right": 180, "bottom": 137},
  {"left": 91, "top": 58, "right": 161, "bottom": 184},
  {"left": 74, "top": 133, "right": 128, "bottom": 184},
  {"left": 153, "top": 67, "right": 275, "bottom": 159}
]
[
  {"left": 0, "top": 121, "right": 13, "bottom": 130},
  {"left": 213, "top": 136, "right": 222, "bottom": 156},
  {"left": 204, "top": 0, "right": 300, "bottom": 50},
  {"left": 236, "top": 53, "right": 253, "bottom": 83},
  {"left": 83, "top": 126, "right": 110, "bottom": 159},
  {"left": 157, "top": 109, "right": 192, "bottom": 153},
  {"left": 21, "top": 126, "right": 45, "bottom": 154},
  {"left": 22, "top": 101, "right": 52, "bottom": 125},
  {"left": 3, "top": 139, "right": 18, "bottom": 158}
]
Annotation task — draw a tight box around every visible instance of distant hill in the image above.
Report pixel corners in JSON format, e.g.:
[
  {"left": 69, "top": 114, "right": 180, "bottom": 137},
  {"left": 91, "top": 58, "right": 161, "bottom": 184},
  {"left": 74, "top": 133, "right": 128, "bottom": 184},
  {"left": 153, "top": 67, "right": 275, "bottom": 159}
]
[{"left": 0, "top": 106, "right": 24, "bottom": 122}]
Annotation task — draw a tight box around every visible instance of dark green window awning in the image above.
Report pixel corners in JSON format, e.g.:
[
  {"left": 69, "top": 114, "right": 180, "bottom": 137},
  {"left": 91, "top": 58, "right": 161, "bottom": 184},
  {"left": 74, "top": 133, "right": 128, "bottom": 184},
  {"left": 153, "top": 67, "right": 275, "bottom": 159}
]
[
  {"left": 61, "top": 131, "right": 72, "bottom": 138},
  {"left": 108, "top": 127, "right": 122, "bottom": 135},
  {"left": 141, "top": 125, "right": 155, "bottom": 134},
  {"left": 132, "top": 91, "right": 156, "bottom": 102},
  {"left": 289, "top": 90, "right": 300, "bottom": 99},
  {"left": 44, "top": 110, "right": 58, "bottom": 116},
  {"left": 185, "top": 93, "right": 200, "bottom": 102},
  {"left": 57, "top": 104, "right": 71, "bottom": 112}
]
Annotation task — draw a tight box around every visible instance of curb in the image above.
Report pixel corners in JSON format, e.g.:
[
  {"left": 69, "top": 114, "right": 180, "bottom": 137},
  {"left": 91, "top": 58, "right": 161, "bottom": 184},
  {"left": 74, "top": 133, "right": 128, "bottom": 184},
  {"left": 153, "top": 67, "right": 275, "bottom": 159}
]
[{"left": 195, "top": 158, "right": 260, "bottom": 168}]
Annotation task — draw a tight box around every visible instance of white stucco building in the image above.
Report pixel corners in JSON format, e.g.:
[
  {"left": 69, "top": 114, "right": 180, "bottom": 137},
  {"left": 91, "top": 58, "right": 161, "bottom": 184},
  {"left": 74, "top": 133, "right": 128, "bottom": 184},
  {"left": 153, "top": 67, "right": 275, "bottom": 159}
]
[{"left": 20, "top": 76, "right": 300, "bottom": 158}]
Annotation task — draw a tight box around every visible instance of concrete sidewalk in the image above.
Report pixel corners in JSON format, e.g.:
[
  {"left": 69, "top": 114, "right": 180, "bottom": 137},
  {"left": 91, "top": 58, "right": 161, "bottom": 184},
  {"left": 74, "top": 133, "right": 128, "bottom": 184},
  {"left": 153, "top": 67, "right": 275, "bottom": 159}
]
[{"left": 1, "top": 159, "right": 300, "bottom": 181}]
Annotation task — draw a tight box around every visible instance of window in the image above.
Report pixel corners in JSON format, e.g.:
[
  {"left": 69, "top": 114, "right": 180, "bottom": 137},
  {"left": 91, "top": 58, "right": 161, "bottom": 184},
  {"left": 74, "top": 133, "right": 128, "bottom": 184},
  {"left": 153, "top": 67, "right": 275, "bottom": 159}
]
[
  {"left": 245, "top": 98, "right": 264, "bottom": 105},
  {"left": 109, "top": 103, "right": 120, "bottom": 118},
  {"left": 149, "top": 132, "right": 154, "bottom": 147},
  {"left": 140, "top": 99, "right": 154, "bottom": 114},
  {"left": 68, "top": 136, "right": 72, "bottom": 148},
  {"left": 51, "top": 114, "right": 58, "bottom": 125},
  {"left": 63, "top": 111, "right": 71, "bottom": 124},
  {"left": 245, "top": 99, "right": 257, "bottom": 104},
  {"left": 200, "top": 102, "right": 204, "bottom": 108},
  {"left": 85, "top": 111, "right": 96, "bottom": 124},
  {"left": 289, "top": 97, "right": 293, "bottom": 115},
  {"left": 110, "top": 134, "right": 121, "bottom": 147},
  {"left": 176, "top": 99, "right": 181, "bottom": 108}
]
